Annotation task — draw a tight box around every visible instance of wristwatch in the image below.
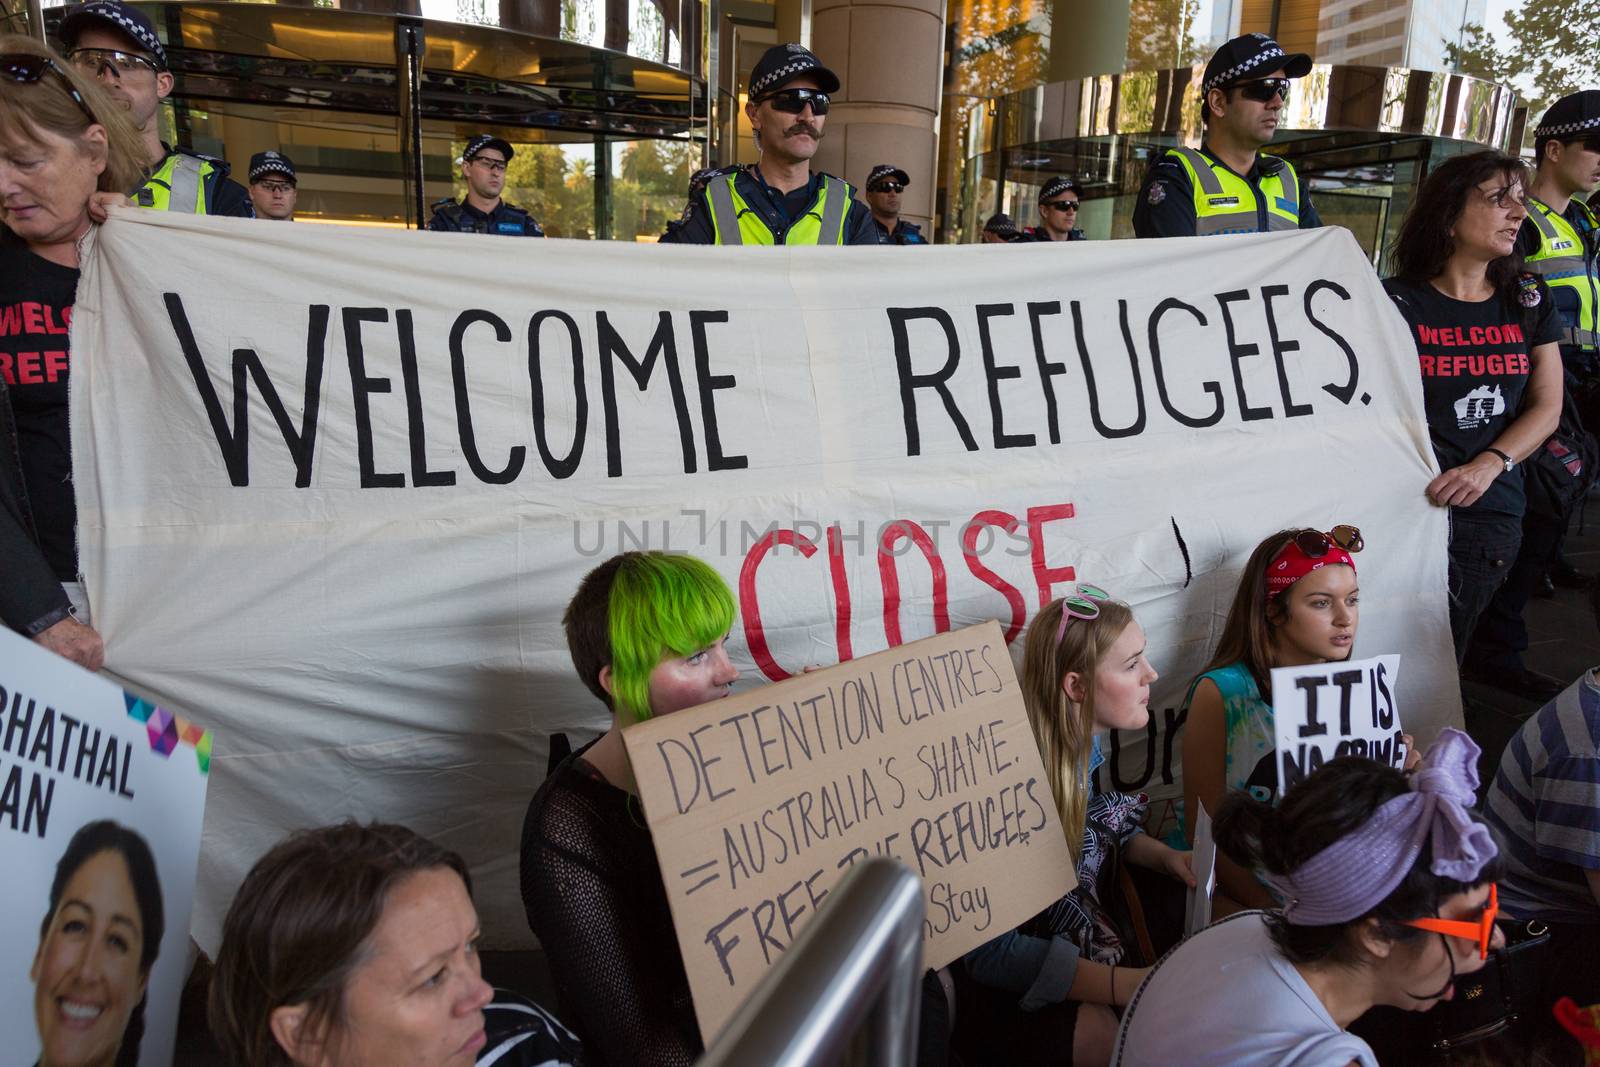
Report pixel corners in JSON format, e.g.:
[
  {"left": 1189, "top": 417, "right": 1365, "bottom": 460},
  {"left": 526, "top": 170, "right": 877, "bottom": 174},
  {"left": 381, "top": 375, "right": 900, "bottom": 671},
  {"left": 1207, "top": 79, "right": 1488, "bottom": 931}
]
[{"left": 1484, "top": 447, "right": 1514, "bottom": 473}]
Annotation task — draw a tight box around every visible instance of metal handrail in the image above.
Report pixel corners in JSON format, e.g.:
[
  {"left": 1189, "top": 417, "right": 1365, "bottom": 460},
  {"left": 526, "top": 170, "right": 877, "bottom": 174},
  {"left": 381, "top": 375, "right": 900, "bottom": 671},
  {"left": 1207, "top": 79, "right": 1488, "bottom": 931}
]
[{"left": 697, "top": 858, "right": 926, "bottom": 1067}]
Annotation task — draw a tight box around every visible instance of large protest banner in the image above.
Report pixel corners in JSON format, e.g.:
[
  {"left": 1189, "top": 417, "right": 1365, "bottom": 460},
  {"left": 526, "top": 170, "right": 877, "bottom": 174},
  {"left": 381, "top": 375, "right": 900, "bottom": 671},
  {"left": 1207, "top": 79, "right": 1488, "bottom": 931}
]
[
  {"left": 70, "top": 210, "right": 1458, "bottom": 950},
  {"left": 0, "top": 628, "right": 209, "bottom": 1067},
  {"left": 623, "top": 621, "right": 1075, "bottom": 1039}
]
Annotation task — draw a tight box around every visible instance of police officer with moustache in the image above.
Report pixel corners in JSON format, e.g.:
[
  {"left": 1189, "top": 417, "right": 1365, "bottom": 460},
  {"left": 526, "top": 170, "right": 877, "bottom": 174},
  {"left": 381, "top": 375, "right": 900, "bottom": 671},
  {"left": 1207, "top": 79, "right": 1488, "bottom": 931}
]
[
  {"left": 58, "top": 0, "right": 253, "bottom": 216},
  {"left": 662, "top": 43, "right": 876, "bottom": 245},
  {"left": 1134, "top": 33, "right": 1321, "bottom": 238},
  {"left": 865, "top": 164, "right": 927, "bottom": 244},
  {"left": 429, "top": 135, "right": 544, "bottom": 236},
  {"left": 1020, "top": 177, "right": 1087, "bottom": 240},
  {"left": 248, "top": 151, "right": 298, "bottom": 221},
  {"left": 1466, "top": 90, "right": 1600, "bottom": 697}
]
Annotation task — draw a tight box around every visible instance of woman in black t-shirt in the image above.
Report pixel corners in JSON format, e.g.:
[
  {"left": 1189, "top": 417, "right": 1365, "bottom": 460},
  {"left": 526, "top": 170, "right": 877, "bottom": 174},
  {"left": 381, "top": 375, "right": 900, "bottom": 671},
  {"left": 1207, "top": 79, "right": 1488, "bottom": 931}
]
[
  {"left": 0, "top": 36, "right": 144, "bottom": 667},
  {"left": 1383, "top": 150, "right": 1564, "bottom": 662}
]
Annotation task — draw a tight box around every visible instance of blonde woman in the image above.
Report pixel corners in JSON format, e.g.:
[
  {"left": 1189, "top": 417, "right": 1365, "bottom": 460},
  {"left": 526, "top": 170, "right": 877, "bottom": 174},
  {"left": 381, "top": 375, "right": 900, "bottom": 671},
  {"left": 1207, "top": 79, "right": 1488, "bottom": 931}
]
[{"left": 956, "top": 587, "right": 1193, "bottom": 1067}]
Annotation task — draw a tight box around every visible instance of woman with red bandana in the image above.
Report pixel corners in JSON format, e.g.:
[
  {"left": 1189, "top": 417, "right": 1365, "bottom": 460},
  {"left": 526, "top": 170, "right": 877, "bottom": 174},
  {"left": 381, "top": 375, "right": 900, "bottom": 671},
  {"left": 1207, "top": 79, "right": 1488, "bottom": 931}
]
[{"left": 1180, "top": 527, "right": 1381, "bottom": 916}]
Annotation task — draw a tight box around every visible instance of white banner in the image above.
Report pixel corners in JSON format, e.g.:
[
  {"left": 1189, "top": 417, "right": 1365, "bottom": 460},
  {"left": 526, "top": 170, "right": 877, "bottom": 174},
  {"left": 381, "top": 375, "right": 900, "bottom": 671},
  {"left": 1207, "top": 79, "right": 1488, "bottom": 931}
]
[{"left": 69, "top": 210, "right": 1459, "bottom": 950}]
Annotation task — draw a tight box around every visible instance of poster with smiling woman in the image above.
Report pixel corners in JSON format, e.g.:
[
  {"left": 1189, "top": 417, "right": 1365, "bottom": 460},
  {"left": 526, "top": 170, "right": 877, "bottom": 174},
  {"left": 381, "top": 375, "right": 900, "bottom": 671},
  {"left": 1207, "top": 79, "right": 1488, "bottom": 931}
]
[{"left": 0, "top": 628, "right": 210, "bottom": 1067}]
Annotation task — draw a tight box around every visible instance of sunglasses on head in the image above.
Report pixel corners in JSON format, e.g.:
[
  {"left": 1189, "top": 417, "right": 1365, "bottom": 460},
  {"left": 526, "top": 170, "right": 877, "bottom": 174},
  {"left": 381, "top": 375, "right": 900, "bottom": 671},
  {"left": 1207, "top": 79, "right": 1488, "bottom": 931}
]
[
  {"left": 1054, "top": 584, "right": 1113, "bottom": 648},
  {"left": 0, "top": 53, "right": 97, "bottom": 126},
  {"left": 871, "top": 182, "right": 905, "bottom": 194},
  {"left": 1233, "top": 77, "right": 1291, "bottom": 103},
  {"left": 66, "top": 47, "right": 162, "bottom": 78},
  {"left": 1042, "top": 198, "right": 1080, "bottom": 212},
  {"left": 757, "top": 87, "right": 830, "bottom": 115},
  {"left": 1292, "top": 524, "right": 1364, "bottom": 558},
  {"left": 1400, "top": 884, "right": 1499, "bottom": 961}
]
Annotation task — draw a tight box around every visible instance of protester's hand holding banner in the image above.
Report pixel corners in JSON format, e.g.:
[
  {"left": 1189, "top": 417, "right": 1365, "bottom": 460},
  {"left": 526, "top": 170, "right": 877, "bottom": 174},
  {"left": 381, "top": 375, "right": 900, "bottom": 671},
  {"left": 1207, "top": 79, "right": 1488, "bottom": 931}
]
[
  {"left": 70, "top": 211, "right": 1461, "bottom": 949},
  {"left": 0, "top": 627, "right": 209, "bottom": 1067},
  {"left": 623, "top": 620, "right": 1074, "bottom": 1039},
  {"left": 1271, "top": 653, "right": 1407, "bottom": 795}
]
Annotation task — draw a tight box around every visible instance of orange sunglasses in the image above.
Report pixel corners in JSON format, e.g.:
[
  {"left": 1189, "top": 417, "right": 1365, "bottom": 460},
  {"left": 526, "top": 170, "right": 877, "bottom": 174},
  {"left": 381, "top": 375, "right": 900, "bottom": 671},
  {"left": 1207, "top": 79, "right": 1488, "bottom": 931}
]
[{"left": 1400, "top": 884, "right": 1499, "bottom": 960}]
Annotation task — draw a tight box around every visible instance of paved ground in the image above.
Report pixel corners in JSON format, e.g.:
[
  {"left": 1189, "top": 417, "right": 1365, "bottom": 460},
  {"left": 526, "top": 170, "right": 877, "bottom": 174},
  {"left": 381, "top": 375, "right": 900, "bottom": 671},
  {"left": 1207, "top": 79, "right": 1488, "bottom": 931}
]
[{"left": 175, "top": 511, "right": 1600, "bottom": 1063}]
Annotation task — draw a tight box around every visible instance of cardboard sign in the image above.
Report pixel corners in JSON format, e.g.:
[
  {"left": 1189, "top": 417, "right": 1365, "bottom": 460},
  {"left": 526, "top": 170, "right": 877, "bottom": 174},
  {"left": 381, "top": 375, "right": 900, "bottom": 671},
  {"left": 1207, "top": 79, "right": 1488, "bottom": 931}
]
[
  {"left": 1271, "top": 653, "right": 1406, "bottom": 795},
  {"left": 0, "top": 629, "right": 211, "bottom": 1066},
  {"left": 623, "top": 620, "right": 1075, "bottom": 1040}
]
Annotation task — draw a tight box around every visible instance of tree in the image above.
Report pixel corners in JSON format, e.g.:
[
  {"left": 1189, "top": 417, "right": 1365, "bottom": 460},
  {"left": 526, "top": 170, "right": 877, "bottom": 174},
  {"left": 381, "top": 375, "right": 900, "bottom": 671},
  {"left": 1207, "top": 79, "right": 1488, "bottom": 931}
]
[{"left": 1445, "top": 2, "right": 1600, "bottom": 146}]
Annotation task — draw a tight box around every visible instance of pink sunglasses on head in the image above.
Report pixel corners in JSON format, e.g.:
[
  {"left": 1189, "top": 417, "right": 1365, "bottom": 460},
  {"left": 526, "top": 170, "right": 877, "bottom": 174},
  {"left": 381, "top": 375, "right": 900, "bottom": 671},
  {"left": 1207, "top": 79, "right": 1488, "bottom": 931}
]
[{"left": 1054, "top": 584, "right": 1113, "bottom": 648}]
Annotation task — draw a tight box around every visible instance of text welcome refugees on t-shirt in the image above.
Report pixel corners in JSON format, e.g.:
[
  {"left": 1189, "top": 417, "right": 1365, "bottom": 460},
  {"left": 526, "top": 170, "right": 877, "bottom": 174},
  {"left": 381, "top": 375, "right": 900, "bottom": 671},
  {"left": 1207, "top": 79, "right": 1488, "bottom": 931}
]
[
  {"left": 0, "top": 226, "right": 80, "bottom": 579},
  {"left": 1383, "top": 277, "right": 1562, "bottom": 517}
]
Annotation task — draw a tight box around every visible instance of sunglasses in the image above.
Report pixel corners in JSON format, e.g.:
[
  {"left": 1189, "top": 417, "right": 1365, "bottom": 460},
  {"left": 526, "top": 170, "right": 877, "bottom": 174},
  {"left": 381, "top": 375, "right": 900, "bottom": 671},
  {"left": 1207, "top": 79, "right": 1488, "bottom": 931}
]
[
  {"left": 66, "top": 47, "right": 162, "bottom": 78},
  {"left": 468, "top": 156, "right": 508, "bottom": 173},
  {"left": 1401, "top": 884, "right": 1499, "bottom": 961},
  {"left": 1042, "top": 199, "right": 1080, "bottom": 212},
  {"left": 1568, "top": 135, "right": 1600, "bottom": 154},
  {"left": 1054, "top": 584, "right": 1113, "bottom": 648},
  {"left": 757, "top": 87, "right": 830, "bottom": 116},
  {"left": 870, "top": 182, "right": 905, "bottom": 194},
  {"left": 0, "top": 53, "right": 98, "bottom": 126},
  {"left": 1292, "top": 524, "right": 1364, "bottom": 558},
  {"left": 1234, "top": 77, "right": 1291, "bottom": 103}
]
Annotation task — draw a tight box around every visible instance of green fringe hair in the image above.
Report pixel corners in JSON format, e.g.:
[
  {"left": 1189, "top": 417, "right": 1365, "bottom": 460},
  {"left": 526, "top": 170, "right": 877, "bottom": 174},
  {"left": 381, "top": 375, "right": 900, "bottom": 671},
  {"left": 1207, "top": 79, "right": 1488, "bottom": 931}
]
[{"left": 607, "top": 553, "right": 736, "bottom": 723}]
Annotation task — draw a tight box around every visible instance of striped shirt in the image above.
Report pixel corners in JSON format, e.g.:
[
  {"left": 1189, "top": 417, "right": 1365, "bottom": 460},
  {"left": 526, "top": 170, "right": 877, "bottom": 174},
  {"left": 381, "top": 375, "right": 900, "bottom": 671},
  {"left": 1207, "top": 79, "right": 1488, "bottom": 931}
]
[
  {"left": 480, "top": 988, "right": 585, "bottom": 1066},
  {"left": 1483, "top": 669, "right": 1600, "bottom": 925}
]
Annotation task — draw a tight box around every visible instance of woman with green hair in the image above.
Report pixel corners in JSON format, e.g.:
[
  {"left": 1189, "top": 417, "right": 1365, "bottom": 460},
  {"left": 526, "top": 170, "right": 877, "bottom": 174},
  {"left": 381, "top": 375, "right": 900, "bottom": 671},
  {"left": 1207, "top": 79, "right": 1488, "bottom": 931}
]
[{"left": 519, "top": 550, "right": 738, "bottom": 1067}]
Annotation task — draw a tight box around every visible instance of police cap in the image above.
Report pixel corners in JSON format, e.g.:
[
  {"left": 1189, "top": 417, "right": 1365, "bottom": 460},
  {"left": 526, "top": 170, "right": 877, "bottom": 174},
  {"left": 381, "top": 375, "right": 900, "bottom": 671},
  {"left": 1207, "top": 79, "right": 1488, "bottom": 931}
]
[
  {"left": 59, "top": 0, "right": 168, "bottom": 70},
  {"left": 248, "top": 150, "right": 296, "bottom": 184},
  {"left": 867, "top": 163, "right": 910, "bottom": 190},
  {"left": 463, "top": 134, "right": 514, "bottom": 162},
  {"left": 1038, "top": 176, "right": 1081, "bottom": 203},
  {"left": 1202, "top": 32, "right": 1312, "bottom": 94},
  {"left": 1535, "top": 91, "right": 1600, "bottom": 142},
  {"left": 749, "top": 43, "right": 840, "bottom": 98},
  {"left": 983, "top": 212, "right": 1020, "bottom": 240}
]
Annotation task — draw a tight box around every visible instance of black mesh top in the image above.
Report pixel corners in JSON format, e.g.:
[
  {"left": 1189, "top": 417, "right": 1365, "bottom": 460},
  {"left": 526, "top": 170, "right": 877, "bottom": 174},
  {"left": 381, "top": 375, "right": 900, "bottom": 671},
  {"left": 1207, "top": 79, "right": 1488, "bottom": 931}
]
[{"left": 519, "top": 742, "right": 702, "bottom": 1067}]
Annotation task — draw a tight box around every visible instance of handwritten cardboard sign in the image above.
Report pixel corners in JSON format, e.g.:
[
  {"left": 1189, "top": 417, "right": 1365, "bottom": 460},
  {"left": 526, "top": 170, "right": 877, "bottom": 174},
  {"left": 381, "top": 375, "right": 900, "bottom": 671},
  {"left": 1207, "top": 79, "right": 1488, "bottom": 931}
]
[
  {"left": 1271, "top": 653, "right": 1406, "bottom": 796},
  {"left": 623, "top": 620, "right": 1076, "bottom": 1040}
]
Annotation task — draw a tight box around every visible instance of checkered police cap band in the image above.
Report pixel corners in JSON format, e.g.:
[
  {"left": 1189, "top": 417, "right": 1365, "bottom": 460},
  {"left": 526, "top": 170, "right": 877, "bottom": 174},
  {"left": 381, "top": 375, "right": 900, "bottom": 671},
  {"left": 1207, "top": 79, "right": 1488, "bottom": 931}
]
[
  {"left": 250, "top": 161, "right": 294, "bottom": 182},
  {"left": 67, "top": 2, "right": 168, "bottom": 68},
  {"left": 751, "top": 55, "right": 821, "bottom": 97},
  {"left": 1535, "top": 114, "right": 1600, "bottom": 138},
  {"left": 1203, "top": 36, "right": 1284, "bottom": 94}
]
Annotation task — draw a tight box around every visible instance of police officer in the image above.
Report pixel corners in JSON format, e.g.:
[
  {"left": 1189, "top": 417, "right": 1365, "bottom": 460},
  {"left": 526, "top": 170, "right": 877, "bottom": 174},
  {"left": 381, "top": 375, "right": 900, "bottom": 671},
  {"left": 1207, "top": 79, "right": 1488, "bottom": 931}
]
[
  {"left": 59, "top": 0, "right": 253, "bottom": 216},
  {"left": 248, "top": 151, "right": 298, "bottom": 221},
  {"left": 662, "top": 43, "right": 876, "bottom": 245},
  {"left": 982, "top": 211, "right": 1022, "bottom": 243},
  {"left": 1021, "top": 177, "right": 1087, "bottom": 241},
  {"left": 1466, "top": 90, "right": 1600, "bottom": 696},
  {"left": 428, "top": 135, "right": 544, "bottom": 236},
  {"left": 865, "top": 164, "right": 927, "bottom": 244},
  {"left": 1133, "top": 33, "right": 1320, "bottom": 238}
]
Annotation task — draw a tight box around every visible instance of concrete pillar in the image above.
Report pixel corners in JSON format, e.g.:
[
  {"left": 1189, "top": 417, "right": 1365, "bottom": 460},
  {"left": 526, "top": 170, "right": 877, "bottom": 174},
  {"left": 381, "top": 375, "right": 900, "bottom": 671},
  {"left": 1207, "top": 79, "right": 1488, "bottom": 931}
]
[{"left": 809, "top": 0, "right": 943, "bottom": 235}]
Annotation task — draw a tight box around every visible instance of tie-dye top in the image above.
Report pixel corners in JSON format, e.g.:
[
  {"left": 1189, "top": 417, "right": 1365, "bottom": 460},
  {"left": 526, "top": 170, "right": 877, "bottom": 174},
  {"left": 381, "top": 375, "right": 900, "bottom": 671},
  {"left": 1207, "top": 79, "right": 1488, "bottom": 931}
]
[{"left": 1183, "top": 661, "right": 1279, "bottom": 831}]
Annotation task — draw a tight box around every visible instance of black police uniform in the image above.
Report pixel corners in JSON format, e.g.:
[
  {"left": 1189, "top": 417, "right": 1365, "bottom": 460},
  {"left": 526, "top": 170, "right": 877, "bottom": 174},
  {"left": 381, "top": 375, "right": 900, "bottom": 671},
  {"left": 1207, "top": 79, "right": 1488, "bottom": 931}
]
[
  {"left": 659, "top": 164, "right": 879, "bottom": 245},
  {"left": 873, "top": 218, "right": 927, "bottom": 245},
  {"left": 428, "top": 198, "right": 544, "bottom": 236},
  {"left": 1018, "top": 226, "right": 1086, "bottom": 242}
]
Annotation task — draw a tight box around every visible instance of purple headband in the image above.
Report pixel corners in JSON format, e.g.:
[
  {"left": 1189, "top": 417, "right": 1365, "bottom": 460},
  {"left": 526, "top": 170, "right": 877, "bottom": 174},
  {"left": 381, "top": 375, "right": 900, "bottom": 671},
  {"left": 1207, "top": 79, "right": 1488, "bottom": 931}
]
[{"left": 1265, "top": 727, "right": 1497, "bottom": 926}]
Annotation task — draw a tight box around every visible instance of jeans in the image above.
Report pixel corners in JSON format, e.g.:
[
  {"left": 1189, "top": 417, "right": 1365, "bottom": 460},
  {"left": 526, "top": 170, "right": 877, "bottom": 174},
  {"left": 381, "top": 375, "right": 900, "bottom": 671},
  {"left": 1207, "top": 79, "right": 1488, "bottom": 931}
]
[{"left": 1448, "top": 509, "right": 1523, "bottom": 665}]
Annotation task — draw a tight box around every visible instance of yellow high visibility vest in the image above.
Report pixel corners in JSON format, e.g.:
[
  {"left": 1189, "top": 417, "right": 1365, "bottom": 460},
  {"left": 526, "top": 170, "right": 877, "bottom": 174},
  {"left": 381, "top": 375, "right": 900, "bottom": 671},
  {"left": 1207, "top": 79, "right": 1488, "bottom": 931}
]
[
  {"left": 704, "top": 172, "right": 852, "bottom": 245},
  {"left": 135, "top": 151, "right": 219, "bottom": 213},
  {"left": 1164, "top": 147, "right": 1300, "bottom": 236},
  {"left": 1524, "top": 197, "right": 1600, "bottom": 351}
]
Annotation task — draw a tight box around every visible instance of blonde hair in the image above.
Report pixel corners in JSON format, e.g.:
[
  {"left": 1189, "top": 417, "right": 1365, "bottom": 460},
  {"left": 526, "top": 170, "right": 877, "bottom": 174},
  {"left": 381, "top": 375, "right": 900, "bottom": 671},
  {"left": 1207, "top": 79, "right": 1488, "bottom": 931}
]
[
  {"left": 0, "top": 35, "right": 147, "bottom": 194},
  {"left": 1020, "top": 596, "right": 1134, "bottom": 864}
]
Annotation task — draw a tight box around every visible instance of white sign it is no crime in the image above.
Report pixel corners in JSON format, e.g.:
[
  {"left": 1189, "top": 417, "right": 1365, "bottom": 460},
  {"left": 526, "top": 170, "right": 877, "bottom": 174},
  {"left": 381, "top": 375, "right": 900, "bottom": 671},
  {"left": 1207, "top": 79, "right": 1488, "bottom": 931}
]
[{"left": 1271, "top": 653, "right": 1406, "bottom": 796}]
